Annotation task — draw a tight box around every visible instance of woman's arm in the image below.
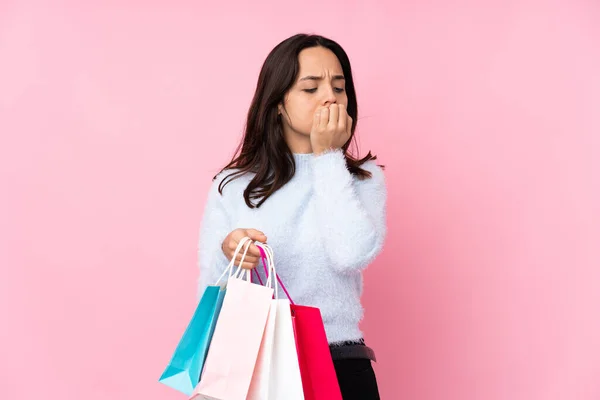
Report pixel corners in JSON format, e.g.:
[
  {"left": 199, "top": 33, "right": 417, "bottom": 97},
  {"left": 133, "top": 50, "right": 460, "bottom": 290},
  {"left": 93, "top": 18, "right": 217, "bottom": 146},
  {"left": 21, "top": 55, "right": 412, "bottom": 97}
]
[
  {"left": 311, "top": 149, "right": 387, "bottom": 273},
  {"left": 197, "top": 176, "right": 232, "bottom": 296},
  {"left": 197, "top": 175, "right": 267, "bottom": 297}
]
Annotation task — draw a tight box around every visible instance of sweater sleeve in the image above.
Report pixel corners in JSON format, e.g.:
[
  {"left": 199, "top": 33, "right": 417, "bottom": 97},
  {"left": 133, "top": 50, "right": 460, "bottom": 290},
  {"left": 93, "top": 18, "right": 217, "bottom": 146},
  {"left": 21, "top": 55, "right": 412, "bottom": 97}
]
[
  {"left": 197, "top": 175, "right": 232, "bottom": 298},
  {"left": 311, "top": 149, "right": 387, "bottom": 274}
]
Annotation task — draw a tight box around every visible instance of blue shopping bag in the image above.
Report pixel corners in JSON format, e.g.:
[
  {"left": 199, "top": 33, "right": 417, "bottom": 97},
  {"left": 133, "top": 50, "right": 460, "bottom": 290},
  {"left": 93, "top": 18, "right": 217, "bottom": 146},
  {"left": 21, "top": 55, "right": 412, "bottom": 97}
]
[
  {"left": 159, "top": 236, "right": 255, "bottom": 395},
  {"left": 159, "top": 285, "right": 226, "bottom": 395}
]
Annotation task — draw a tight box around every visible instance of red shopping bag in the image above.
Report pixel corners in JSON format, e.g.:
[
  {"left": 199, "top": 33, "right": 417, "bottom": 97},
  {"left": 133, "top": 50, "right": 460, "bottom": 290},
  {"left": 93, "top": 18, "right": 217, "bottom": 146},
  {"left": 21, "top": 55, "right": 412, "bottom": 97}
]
[
  {"left": 255, "top": 246, "right": 342, "bottom": 400},
  {"left": 291, "top": 304, "right": 343, "bottom": 400}
]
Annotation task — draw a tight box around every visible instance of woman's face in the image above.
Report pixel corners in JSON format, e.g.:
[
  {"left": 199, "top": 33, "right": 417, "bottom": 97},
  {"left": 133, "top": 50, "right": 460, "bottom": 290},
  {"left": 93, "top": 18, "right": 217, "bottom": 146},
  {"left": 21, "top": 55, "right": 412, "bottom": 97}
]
[{"left": 279, "top": 46, "right": 348, "bottom": 140}]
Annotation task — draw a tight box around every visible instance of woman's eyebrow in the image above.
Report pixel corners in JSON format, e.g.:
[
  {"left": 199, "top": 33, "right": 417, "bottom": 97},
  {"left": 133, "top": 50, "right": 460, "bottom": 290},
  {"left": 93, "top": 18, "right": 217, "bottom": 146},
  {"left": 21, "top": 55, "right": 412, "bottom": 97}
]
[{"left": 299, "top": 75, "right": 345, "bottom": 82}]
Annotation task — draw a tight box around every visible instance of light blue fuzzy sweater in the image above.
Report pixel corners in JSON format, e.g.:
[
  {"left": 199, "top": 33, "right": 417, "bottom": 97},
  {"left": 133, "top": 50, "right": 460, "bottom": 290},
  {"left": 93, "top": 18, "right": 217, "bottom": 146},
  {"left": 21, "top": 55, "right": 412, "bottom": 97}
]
[{"left": 197, "top": 149, "right": 387, "bottom": 344}]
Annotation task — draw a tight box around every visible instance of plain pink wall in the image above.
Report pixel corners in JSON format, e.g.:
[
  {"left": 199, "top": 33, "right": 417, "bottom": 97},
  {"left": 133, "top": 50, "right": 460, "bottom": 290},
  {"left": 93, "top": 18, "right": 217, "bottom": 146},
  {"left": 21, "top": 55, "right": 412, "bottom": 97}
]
[{"left": 1, "top": 1, "right": 599, "bottom": 399}]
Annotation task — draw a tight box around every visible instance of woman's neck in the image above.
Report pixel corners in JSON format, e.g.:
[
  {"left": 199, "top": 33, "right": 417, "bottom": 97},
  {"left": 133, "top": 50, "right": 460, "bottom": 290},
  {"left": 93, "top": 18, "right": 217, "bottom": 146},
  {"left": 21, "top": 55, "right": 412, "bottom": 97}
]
[{"left": 283, "top": 129, "right": 313, "bottom": 154}]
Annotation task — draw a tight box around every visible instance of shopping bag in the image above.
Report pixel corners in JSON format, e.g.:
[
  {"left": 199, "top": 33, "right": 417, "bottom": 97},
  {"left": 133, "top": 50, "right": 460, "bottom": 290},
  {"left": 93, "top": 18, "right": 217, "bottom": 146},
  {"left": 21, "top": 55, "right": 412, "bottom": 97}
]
[
  {"left": 158, "top": 286, "right": 225, "bottom": 395},
  {"left": 269, "top": 298, "right": 305, "bottom": 399},
  {"left": 246, "top": 244, "right": 304, "bottom": 400},
  {"left": 159, "top": 237, "right": 253, "bottom": 395},
  {"left": 292, "top": 304, "right": 343, "bottom": 400},
  {"left": 191, "top": 246, "right": 274, "bottom": 400},
  {"left": 250, "top": 244, "right": 340, "bottom": 399},
  {"left": 246, "top": 294, "right": 277, "bottom": 400}
]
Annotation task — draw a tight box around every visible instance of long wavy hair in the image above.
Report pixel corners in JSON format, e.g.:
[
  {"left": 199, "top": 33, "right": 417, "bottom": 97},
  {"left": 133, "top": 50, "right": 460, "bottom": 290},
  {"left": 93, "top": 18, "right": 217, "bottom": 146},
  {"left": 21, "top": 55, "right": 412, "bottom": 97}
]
[{"left": 217, "top": 33, "right": 379, "bottom": 208}]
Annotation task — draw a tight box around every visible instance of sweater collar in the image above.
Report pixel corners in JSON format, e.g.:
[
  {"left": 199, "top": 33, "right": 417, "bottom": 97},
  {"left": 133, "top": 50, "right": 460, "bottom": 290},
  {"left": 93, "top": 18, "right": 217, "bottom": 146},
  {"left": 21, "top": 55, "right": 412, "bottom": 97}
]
[{"left": 293, "top": 153, "right": 314, "bottom": 174}]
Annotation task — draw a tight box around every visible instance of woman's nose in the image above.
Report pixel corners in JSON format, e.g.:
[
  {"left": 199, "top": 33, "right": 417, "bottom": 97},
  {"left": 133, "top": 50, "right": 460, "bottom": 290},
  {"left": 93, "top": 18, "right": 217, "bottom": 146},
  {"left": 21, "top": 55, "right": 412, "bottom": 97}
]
[{"left": 323, "top": 88, "right": 337, "bottom": 106}]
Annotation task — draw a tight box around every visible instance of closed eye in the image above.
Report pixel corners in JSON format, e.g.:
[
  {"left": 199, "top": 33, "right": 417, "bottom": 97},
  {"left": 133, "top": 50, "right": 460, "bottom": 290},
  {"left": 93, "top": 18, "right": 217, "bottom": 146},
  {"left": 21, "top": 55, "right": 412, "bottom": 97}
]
[{"left": 303, "top": 88, "right": 345, "bottom": 93}]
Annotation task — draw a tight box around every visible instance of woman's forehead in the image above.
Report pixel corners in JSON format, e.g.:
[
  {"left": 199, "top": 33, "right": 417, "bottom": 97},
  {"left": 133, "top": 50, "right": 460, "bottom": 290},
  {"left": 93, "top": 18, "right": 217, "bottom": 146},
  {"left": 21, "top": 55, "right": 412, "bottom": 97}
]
[{"left": 297, "top": 47, "right": 343, "bottom": 76}]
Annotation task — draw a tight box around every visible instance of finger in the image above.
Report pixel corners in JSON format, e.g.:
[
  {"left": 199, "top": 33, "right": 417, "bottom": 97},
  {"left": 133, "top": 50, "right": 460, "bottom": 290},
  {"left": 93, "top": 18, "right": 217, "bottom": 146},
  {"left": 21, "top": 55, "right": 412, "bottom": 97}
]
[
  {"left": 235, "top": 251, "right": 260, "bottom": 262},
  {"left": 239, "top": 261, "right": 257, "bottom": 270},
  {"left": 226, "top": 238, "right": 239, "bottom": 252},
  {"left": 227, "top": 236, "right": 251, "bottom": 256},
  {"left": 319, "top": 107, "right": 329, "bottom": 130},
  {"left": 338, "top": 104, "right": 347, "bottom": 133},
  {"left": 346, "top": 114, "right": 353, "bottom": 137},
  {"left": 234, "top": 246, "right": 258, "bottom": 261},
  {"left": 235, "top": 255, "right": 259, "bottom": 267},
  {"left": 328, "top": 104, "right": 339, "bottom": 130},
  {"left": 247, "top": 243, "right": 263, "bottom": 257},
  {"left": 235, "top": 249, "right": 260, "bottom": 261},
  {"left": 231, "top": 229, "right": 249, "bottom": 242},
  {"left": 246, "top": 229, "right": 267, "bottom": 242},
  {"left": 313, "top": 108, "right": 321, "bottom": 130}
]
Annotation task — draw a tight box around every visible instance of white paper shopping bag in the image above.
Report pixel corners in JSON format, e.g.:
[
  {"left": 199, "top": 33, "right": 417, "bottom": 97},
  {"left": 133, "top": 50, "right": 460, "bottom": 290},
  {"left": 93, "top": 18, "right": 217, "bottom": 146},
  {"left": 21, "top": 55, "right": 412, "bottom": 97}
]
[
  {"left": 246, "top": 301, "right": 277, "bottom": 399},
  {"left": 191, "top": 242, "right": 274, "bottom": 400},
  {"left": 246, "top": 243, "right": 304, "bottom": 400}
]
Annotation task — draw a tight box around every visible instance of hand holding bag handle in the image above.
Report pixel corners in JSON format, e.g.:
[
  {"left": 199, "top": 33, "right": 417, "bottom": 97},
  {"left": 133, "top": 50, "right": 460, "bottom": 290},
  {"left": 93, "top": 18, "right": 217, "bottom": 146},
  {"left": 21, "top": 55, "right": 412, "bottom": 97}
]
[{"left": 214, "top": 236, "right": 253, "bottom": 286}]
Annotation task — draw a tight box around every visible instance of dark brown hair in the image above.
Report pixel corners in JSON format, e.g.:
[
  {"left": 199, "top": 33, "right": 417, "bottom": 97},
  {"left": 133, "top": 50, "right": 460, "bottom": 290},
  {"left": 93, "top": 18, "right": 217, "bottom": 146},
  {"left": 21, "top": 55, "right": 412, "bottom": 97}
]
[{"left": 217, "top": 33, "right": 379, "bottom": 208}]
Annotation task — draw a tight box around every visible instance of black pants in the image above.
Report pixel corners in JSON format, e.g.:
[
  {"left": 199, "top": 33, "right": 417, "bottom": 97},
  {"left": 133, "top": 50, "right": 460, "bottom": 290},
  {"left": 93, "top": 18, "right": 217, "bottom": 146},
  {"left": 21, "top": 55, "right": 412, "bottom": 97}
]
[
  {"left": 332, "top": 352, "right": 381, "bottom": 399},
  {"left": 333, "top": 358, "right": 380, "bottom": 399}
]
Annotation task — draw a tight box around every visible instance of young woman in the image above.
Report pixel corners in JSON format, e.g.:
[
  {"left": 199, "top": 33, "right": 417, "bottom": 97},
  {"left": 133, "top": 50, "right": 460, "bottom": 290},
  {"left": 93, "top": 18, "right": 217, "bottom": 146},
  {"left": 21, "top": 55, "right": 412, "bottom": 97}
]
[{"left": 197, "top": 33, "right": 387, "bottom": 399}]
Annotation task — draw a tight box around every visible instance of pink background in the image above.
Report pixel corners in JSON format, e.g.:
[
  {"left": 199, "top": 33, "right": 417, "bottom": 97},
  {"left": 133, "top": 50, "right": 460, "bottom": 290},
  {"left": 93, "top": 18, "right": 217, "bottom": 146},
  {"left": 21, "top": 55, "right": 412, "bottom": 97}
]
[{"left": 1, "top": 1, "right": 599, "bottom": 399}]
